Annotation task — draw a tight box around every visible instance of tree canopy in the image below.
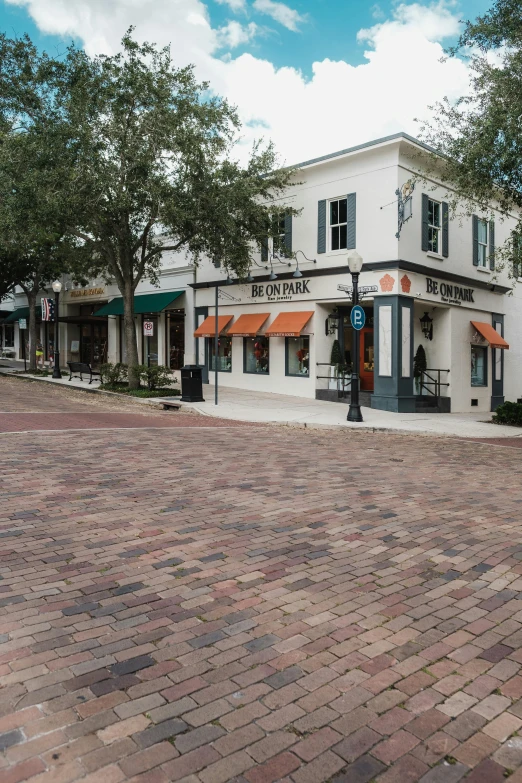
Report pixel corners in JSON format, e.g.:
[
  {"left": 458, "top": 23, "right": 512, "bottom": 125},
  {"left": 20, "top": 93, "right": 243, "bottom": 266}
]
[
  {"left": 0, "top": 30, "right": 297, "bottom": 383},
  {"left": 417, "top": 0, "right": 522, "bottom": 275}
]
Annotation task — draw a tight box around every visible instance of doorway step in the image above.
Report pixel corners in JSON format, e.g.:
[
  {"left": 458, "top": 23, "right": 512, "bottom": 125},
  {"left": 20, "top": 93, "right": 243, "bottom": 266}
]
[{"left": 414, "top": 396, "right": 451, "bottom": 413}]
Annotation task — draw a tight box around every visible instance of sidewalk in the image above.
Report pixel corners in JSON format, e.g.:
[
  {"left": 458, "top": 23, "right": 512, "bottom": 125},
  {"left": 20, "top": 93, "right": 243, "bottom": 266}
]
[
  {"left": 3, "top": 361, "right": 521, "bottom": 438},
  {"left": 176, "top": 384, "right": 522, "bottom": 438}
]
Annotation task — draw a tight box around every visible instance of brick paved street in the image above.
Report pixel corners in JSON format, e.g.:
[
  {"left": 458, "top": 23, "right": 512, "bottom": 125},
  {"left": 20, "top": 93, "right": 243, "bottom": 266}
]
[{"left": 3, "top": 377, "right": 522, "bottom": 782}]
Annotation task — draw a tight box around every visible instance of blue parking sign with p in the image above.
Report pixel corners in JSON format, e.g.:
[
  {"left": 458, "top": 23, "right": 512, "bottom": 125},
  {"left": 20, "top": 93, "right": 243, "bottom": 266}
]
[{"left": 350, "top": 305, "right": 365, "bottom": 331}]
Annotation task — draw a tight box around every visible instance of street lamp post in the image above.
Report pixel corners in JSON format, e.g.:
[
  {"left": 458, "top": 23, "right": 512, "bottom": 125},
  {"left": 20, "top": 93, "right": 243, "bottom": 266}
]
[
  {"left": 52, "top": 280, "right": 62, "bottom": 379},
  {"left": 347, "top": 250, "right": 364, "bottom": 423}
]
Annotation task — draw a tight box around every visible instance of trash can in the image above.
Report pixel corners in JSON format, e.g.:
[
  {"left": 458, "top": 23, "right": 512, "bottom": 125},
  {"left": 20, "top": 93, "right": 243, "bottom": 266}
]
[{"left": 180, "top": 365, "right": 205, "bottom": 402}]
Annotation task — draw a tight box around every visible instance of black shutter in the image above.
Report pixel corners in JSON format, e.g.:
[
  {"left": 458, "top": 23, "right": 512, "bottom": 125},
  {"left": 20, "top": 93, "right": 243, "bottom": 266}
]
[
  {"left": 317, "top": 200, "right": 326, "bottom": 254},
  {"left": 261, "top": 236, "right": 268, "bottom": 264},
  {"left": 472, "top": 215, "right": 479, "bottom": 266},
  {"left": 442, "top": 202, "right": 449, "bottom": 258},
  {"left": 347, "top": 193, "right": 356, "bottom": 250},
  {"left": 489, "top": 219, "right": 495, "bottom": 270},
  {"left": 284, "top": 214, "right": 292, "bottom": 254},
  {"left": 422, "top": 194, "right": 429, "bottom": 252}
]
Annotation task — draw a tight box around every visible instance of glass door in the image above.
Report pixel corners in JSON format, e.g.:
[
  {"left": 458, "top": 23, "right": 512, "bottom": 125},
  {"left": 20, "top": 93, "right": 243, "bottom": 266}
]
[{"left": 80, "top": 325, "right": 92, "bottom": 365}]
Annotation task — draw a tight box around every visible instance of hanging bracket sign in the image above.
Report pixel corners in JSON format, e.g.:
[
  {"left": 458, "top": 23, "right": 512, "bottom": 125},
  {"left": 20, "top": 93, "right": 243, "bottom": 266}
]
[{"left": 18, "top": 318, "right": 27, "bottom": 329}]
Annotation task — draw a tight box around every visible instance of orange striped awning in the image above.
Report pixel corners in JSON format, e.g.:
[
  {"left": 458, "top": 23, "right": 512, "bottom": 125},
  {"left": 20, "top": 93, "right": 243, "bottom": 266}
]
[
  {"left": 471, "top": 321, "right": 509, "bottom": 349},
  {"left": 227, "top": 313, "right": 270, "bottom": 337},
  {"left": 265, "top": 311, "right": 314, "bottom": 337},
  {"left": 194, "top": 315, "right": 233, "bottom": 338}
]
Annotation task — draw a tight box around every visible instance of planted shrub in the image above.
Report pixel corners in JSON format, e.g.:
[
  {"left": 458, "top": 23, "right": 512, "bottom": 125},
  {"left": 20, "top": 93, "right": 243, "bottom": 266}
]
[
  {"left": 99, "top": 362, "right": 128, "bottom": 386},
  {"left": 137, "top": 364, "right": 175, "bottom": 391},
  {"left": 493, "top": 401, "right": 522, "bottom": 426}
]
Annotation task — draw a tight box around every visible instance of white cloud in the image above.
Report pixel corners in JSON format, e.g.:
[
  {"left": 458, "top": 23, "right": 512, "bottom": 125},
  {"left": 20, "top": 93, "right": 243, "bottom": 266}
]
[
  {"left": 5, "top": 0, "right": 471, "bottom": 166},
  {"left": 252, "top": 0, "right": 305, "bottom": 31},
  {"left": 215, "top": 0, "right": 246, "bottom": 12},
  {"left": 217, "top": 20, "right": 258, "bottom": 48}
]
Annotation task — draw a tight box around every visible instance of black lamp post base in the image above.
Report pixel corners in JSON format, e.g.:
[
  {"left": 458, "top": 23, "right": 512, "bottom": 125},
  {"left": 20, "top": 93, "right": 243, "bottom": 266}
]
[
  {"left": 52, "top": 352, "right": 62, "bottom": 379},
  {"left": 347, "top": 404, "right": 363, "bottom": 422}
]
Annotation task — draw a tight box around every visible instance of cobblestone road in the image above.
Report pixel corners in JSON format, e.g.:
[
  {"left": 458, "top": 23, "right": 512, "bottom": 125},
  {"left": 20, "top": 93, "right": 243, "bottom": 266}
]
[{"left": 3, "top": 376, "right": 522, "bottom": 783}]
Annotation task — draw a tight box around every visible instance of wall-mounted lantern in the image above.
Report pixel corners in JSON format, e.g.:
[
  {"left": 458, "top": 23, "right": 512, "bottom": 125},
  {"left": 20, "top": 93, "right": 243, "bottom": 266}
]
[
  {"left": 420, "top": 311, "right": 433, "bottom": 341},
  {"left": 325, "top": 310, "right": 341, "bottom": 336}
]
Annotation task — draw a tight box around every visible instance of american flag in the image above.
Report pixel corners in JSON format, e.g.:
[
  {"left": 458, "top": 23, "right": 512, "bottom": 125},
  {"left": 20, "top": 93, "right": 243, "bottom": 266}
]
[{"left": 41, "top": 298, "right": 55, "bottom": 322}]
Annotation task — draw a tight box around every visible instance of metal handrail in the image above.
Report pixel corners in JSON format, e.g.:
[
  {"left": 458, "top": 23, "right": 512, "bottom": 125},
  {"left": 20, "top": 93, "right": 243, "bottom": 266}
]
[{"left": 419, "top": 369, "right": 450, "bottom": 398}]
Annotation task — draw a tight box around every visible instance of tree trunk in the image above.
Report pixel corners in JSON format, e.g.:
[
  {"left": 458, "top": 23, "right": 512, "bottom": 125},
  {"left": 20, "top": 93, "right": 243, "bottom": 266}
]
[
  {"left": 27, "top": 290, "right": 38, "bottom": 371},
  {"left": 123, "top": 282, "right": 140, "bottom": 389}
]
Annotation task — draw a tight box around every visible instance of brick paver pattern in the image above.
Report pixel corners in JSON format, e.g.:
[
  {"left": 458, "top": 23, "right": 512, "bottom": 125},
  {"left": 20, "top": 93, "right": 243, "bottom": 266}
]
[{"left": 3, "top": 376, "right": 522, "bottom": 782}]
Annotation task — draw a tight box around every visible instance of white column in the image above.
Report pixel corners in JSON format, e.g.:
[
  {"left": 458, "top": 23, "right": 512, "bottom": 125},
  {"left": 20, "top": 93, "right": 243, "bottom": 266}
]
[
  {"left": 107, "top": 316, "right": 118, "bottom": 363},
  {"left": 184, "top": 288, "right": 195, "bottom": 365},
  {"left": 157, "top": 312, "right": 166, "bottom": 366}
]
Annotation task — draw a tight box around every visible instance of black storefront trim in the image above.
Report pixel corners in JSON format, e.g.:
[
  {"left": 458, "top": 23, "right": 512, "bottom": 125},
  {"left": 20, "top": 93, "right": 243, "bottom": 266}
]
[{"left": 191, "top": 260, "right": 510, "bottom": 295}]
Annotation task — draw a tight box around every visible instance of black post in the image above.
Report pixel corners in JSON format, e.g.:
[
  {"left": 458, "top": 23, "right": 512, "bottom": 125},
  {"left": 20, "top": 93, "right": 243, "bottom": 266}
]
[
  {"left": 214, "top": 284, "right": 218, "bottom": 405},
  {"left": 52, "top": 291, "right": 62, "bottom": 379},
  {"left": 347, "top": 272, "right": 363, "bottom": 422}
]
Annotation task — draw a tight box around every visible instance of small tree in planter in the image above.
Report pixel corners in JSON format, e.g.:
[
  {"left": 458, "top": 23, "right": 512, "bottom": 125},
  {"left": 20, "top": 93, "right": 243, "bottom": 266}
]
[
  {"left": 330, "top": 339, "right": 343, "bottom": 373},
  {"left": 413, "top": 344, "right": 427, "bottom": 394}
]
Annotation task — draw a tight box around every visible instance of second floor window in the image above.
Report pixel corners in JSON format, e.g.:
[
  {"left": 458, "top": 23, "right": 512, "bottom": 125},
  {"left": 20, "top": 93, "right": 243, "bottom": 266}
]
[
  {"left": 477, "top": 219, "right": 488, "bottom": 267},
  {"left": 428, "top": 199, "right": 441, "bottom": 254},
  {"left": 272, "top": 214, "right": 287, "bottom": 256},
  {"left": 330, "top": 198, "right": 347, "bottom": 251}
]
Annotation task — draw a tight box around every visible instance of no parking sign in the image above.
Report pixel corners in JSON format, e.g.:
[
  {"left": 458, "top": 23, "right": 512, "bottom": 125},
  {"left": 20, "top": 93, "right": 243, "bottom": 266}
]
[{"left": 143, "top": 320, "right": 154, "bottom": 337}]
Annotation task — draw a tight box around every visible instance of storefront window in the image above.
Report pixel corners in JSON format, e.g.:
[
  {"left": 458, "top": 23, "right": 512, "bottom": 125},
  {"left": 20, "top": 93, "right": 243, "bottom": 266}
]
[
  {"left": 286, "top": 336, "right": 310, "bottom": 377},
  {"left": 471, "top": 345, "right": 487, "bottom": 387},
  {"left": 4, "top": 325, "right": 14, "bottom": 347},
  {"left": 169, "top": 313, "right": 184, "bottom": 370},
  {"left": 244, "top": 336, "right": 269, "bottom": 374},
  {"left": 209, "top": 336, "right": 232, "bottom": 372}
]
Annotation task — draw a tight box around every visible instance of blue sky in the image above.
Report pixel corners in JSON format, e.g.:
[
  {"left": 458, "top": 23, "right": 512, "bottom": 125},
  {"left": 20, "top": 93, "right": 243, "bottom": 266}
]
[
  {"left": 0, "top": 0, "right": 494, "bottom": 162},
  {"left": 0, "top": 0, "right": 491, "bottom": 72}
]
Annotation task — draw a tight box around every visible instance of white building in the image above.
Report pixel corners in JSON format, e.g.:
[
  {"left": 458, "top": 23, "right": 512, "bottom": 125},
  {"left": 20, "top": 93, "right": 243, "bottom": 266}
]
[{"left": 5, "top": 132, "right": 520, "bottom": 413}]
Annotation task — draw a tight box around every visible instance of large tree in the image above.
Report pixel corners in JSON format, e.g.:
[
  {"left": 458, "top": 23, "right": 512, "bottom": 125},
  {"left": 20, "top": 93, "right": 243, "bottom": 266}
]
[
  {"left": 61, "top": 32, "right": 298, "bottom": 388},
  {"left": 0, "top": 35, "right": 81, "bottom": 369},
  {"left": 417, "top": 0, "right": 522, "bottom": 275}
]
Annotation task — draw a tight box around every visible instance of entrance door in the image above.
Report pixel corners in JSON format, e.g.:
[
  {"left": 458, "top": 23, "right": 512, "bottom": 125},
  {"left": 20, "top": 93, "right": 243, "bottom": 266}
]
[
  {"left": 360, "top": 328, "right": 374, "bottom": 391},
  {"left": 80, "top": 322, "right": 108, "bottom": 367}
]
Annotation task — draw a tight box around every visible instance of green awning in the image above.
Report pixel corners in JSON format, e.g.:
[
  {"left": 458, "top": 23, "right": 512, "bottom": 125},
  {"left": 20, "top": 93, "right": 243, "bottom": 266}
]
[
  {"left": 4, "top": 306, "right": 42, "bottom": 323},
  {"left": 93, "top": 290, "right": 184, "bottom": 317}
]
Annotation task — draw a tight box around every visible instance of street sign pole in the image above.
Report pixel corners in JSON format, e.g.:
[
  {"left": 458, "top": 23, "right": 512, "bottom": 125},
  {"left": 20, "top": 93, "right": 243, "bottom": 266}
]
[{"left": 347, "top": 278, "right": 365, "bottom": 423}]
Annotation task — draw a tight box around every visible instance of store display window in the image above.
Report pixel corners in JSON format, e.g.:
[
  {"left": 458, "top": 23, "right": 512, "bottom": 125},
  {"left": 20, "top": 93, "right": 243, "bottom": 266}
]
[
  {"left": 209, "top": 336, "right": 232, "bottom": 372},
  {"left": 471, "top": 345, "right": 487, "bottom": 387},
  {"left": 244, "top": 336, "right": 269, "bottom": 374},
  {"left": 286, "top": 336, "right": 310, "bottom": 377}
]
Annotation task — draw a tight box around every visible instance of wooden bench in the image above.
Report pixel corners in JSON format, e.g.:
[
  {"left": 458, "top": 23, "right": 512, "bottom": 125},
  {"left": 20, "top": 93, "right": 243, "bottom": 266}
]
[{"left": 67, "top": 361, "right": 101, "bottom": 384}]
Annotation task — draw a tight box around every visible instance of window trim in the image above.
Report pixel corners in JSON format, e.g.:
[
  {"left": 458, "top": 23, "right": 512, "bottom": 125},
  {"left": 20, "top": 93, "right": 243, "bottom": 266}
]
[
  {"left": 328, "top": 197, "right": 348, "bottom": 253},
  {"left": 477, "top": 218, "right": 488, "bottom": 268},
  {"left": 285, "top": 335, "right": 311, "bottom": 378},
  {"left": 427, "top": 198, "right": 441, "bottom": 255},
  {"left": 243, "top": 336, "right": 270, "bottom": 375},
  {"left": 471, "top": 344, "right": 488, "bottom": 387}
]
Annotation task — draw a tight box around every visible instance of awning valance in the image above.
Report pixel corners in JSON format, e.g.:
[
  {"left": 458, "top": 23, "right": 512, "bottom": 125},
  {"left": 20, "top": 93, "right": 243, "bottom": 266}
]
[
  {"left": 471, "top": 321, "right": 509, "bottom": 349},
  {"left": 227, "top": 313, "right": 270, "bottom": 337},
  {"left": 194, "top": 315, "right": 233, "bottom": 338},
  {"left": 265, "top": 311, "right": 314, "bottom": 337},
  {"left": 4, "top": 306, "right": 42, "bottom": 323},
  {"left": 93, "top": 290, "right": 184, "bottom": 317}
]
